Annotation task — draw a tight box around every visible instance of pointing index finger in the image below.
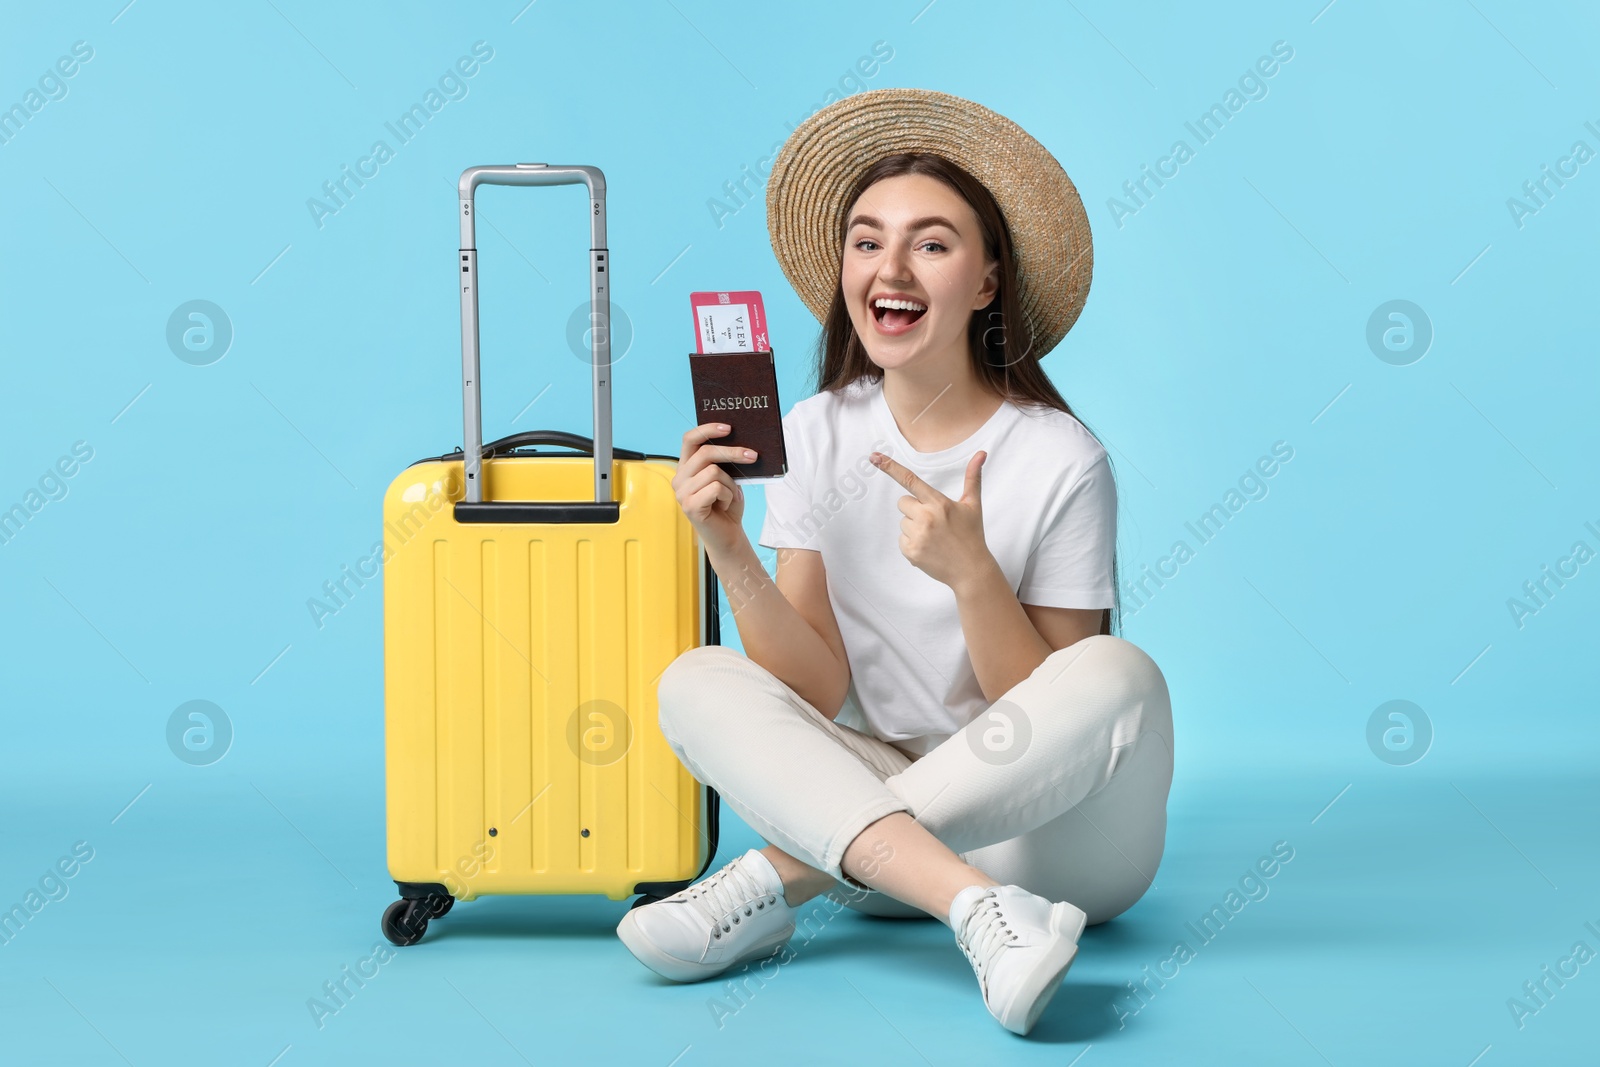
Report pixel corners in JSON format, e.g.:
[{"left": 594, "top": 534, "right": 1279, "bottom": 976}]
[{"left": 869, "top": 450, "right": 941, "bottom": 502}]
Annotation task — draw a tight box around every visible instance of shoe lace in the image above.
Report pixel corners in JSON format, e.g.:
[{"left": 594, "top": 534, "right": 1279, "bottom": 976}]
[
  {"left": 954, "top": 889, "right": 1017, "bottom": 993},
  {"left": 675, "top": 859, "right": 780, "bottom": 940}
]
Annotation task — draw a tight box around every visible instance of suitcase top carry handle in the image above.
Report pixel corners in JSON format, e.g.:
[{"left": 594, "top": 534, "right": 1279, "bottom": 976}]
[
  {"left": 457, "top": 164, "right": 614, "bottom": 515},
  {"left": 481, "top": 430, "right": 658, "bottom": 462},
  {"left": 404, "top": 430, "right": 675, "bottom": 472}
]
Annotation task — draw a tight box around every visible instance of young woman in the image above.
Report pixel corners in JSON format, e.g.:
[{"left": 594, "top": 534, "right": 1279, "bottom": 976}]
[{"left": 618, "top": 89, "right": 1174, "bottom": 1037}]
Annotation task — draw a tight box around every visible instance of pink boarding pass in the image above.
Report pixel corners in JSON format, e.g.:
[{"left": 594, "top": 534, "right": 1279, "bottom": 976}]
[{"left": 690, "top": 290, "right": 769, "bottom": 354}]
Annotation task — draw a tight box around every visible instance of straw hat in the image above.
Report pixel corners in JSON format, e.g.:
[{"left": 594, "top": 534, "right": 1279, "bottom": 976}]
[{"left": 764, "top": 87, "right": 1092, "bottom": 361}]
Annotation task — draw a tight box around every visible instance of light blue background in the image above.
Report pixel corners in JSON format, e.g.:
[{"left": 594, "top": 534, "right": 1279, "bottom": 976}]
[{"left": 2, "top": 1, "right": 1596, "bottom": 1063}]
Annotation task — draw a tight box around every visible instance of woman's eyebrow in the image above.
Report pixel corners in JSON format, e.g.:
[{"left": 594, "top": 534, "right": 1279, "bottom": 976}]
[{"left": 846, "top": 213, "right": 958, "bottom": 233}]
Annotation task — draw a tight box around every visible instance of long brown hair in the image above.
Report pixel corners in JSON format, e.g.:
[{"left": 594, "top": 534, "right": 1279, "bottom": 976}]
[{"left": 808, "top": 151, "right": 1121, "bottom": 637}]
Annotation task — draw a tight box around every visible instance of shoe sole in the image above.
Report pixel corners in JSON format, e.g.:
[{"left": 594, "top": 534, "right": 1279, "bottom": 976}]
[
  {"left": 997, "top": 902, "right": 1089, "bottom": 1036},
  {"left": 617, "top": 908, "right": 795, "bottom": 984}
]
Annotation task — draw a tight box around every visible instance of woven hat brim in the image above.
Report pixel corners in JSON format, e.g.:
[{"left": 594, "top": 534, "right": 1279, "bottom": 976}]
[{"left": 764, "top": 87, "right": 1092, "bottom": 361}]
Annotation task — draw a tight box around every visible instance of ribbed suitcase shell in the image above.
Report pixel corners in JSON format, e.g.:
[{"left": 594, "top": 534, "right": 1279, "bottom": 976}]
[{"left": 384, "top": 452, "right": 713, "bottom": 901}]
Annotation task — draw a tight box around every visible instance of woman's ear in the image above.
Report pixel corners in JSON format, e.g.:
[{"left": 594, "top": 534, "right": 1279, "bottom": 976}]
[{"left": 974, "top": 260, "right": 1001, "bottom": 309}]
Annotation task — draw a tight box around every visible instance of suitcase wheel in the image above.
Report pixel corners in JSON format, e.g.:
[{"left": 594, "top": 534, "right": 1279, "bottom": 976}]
[
  {"left": 628, "top": 893, "right": 667, "bottom": 911},
  {"left": 382, "top": 894, "right": 453, "bottom": 946}
]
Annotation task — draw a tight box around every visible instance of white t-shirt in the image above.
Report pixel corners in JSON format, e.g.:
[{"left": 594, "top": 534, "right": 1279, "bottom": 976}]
[{"left": 757, "top": 375, "right": 1117, "bottom": 758}]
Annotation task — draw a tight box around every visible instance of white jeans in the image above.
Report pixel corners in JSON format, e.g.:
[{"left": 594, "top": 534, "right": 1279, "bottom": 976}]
[{"left": 656, "top": 634, "right": 1175, "bottom": 925}]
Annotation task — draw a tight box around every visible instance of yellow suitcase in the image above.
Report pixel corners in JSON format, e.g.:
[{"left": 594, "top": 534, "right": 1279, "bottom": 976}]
[{"left": 380, "top": 164, "right": 721, "bottom": 946}]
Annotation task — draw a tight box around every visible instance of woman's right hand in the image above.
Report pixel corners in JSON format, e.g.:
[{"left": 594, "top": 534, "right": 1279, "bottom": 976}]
[{"left": 673, "top": 422, "right": 756, "bottom": 554}]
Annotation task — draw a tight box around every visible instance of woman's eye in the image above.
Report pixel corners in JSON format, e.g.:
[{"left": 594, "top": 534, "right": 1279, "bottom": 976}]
[{"left": 852, "top": 239, "right": 946, "bottom": 252}]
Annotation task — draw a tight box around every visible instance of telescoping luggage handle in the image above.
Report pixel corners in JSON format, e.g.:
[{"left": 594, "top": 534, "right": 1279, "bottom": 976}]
[{"left": 455, "top": 163, "right": 617, "bottom": 525}]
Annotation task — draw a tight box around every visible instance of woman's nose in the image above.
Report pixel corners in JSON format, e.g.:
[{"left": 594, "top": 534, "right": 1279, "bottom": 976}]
[{"left": 879, "top": 241, "right": 913, "bottom": 281}]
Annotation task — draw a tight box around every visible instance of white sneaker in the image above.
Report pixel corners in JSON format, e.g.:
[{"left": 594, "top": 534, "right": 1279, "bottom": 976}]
[
  {"left": 617, "top": 848, "right": 799, "bottom": 983},
  {"left": 949, "top": 883, "right": 1089, "bottom": 1036}
]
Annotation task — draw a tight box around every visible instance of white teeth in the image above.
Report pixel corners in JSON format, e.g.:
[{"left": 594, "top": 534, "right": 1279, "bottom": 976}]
[{"left": 873, "top": 298, "right": 927, "bottom": 312}]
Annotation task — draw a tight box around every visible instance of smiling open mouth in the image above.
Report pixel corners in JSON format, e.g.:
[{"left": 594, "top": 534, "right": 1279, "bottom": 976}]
[{"left": 872, "top": 303, "right": 927, "bottom": 330}]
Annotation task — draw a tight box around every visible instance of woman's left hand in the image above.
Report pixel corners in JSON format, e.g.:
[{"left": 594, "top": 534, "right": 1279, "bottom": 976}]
[{"left": 869, "top": 449, "right": 994, "bottom": 590}]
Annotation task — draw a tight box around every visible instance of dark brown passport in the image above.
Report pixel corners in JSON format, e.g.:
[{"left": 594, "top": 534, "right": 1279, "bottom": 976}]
[{"left": 688, "top": 349, "right": 787, "bottom": 481}]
